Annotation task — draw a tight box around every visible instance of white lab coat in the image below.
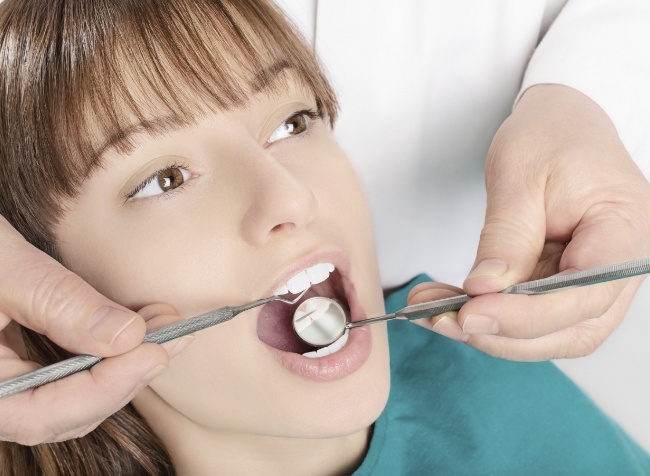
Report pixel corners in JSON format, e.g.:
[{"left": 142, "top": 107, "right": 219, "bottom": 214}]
[{"left": 279, "top": 0, "right": 650, "bottom": 452}]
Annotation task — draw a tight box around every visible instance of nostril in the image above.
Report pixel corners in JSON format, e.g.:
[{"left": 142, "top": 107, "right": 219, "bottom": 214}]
[{"left": 271, "top": 222, "right": 297, "bottom": 234}]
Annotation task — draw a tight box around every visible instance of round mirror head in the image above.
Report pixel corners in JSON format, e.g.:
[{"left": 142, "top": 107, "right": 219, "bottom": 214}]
[{"left": 292, "top": 297, "right": 348, "bottom": 347}]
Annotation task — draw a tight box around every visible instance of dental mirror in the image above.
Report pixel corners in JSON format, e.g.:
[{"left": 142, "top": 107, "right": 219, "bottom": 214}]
[{"left": 292, "top": 297, "right": 348, "bottom": 347}]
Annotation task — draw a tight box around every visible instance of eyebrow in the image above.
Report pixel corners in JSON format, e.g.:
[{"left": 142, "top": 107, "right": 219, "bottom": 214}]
[
  {"left": 250, "top": 60, "right": 293, "bottom": 93},
  {"left": 93, "top": 61, "right": 295, "bottom": 162},
  {"left": 92, "top": 115, "right": 192, "bottom": 162}
]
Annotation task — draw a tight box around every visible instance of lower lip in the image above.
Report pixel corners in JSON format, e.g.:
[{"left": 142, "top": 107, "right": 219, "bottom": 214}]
[{"left": 260, "top": 326, "right": 372, "bottom": 381}]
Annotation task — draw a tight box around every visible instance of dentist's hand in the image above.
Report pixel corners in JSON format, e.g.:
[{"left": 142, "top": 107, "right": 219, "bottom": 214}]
[
  {"left": 410, "top": 84, "right": 650, "bottom": 361},
  {"left": 0, "top": 218, "right": 192, "bottom": 445}
]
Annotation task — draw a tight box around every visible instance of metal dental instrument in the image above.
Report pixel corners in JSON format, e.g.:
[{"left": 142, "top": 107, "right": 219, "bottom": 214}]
[
  {"left": 292, "top": 258, "right": 650, "bottom": 347},
  {"left": 0, "top": 289, "right": 309, "bottom": 399},
  {"left": 3, "top": 258, "right": 649, "bottom": 399},
  {"left": 348, "top": 257, "right": 650, "bottom": 327}
]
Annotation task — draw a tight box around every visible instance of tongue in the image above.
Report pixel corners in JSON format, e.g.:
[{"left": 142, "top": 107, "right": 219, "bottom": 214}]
[{"left": 257, "top": 298, "right": 315, "bottom": 354}]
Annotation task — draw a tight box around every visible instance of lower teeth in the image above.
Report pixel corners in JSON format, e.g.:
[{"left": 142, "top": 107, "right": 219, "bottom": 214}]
[{"left": 301, "top": 331, "right": 349, "bottom": 359}]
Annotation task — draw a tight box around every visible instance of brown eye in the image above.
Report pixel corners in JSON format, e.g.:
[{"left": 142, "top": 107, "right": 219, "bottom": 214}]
[
  {"left": 268, "top": 111, "right": 316, "bottom": 144},
  {"left": 285, "top": 113, "right": 307, "bottom": 135},
  {"left": 157, "top": 167, "right": 185, "bottom": 192},
  {"left": 129, "top": 165, "right": 191, "bottom": 199}
]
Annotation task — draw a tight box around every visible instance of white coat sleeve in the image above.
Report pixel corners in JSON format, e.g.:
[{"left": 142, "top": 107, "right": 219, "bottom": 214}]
[{"left": 519, "top": 0, "right": 650, "bottom": 176}]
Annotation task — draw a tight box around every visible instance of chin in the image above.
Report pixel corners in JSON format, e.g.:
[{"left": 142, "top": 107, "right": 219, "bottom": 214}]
[
  {"left": 259, "top": 323, "right": 392, "bottom": 440},
  {"left": 295, "top": 375, "right": 391, "bottom": 439}
]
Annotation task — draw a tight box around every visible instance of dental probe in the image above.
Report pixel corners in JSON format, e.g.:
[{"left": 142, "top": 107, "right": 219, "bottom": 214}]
[
  {"left": 348, "top": 257, "right": 650, "bottom": 327},
  {"left": 292, "top": 258, "right": 650, "bottom": 347},
  {"left": 0, "top": 289, "right": 309, "bottom": 399}
]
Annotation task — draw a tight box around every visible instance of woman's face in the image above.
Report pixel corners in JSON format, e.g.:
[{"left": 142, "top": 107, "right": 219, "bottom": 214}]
[{"left": 55, "top": 72, "right": 390, "bottom": 443}]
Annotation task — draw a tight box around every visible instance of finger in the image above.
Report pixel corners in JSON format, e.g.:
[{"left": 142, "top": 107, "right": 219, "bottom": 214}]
[
  {"left": 459, "top": 277, "right": 636, "bottom": 339},
  {"left": 407, "top": 282, "right": 464, "bottom": 304},
  {"left": 49, "top": 420, "right": 103, "bottom": 443},
  {"left": 462, "top": 200, "right": 649, "bottom": 340},
  {"left": 0, "top": 342, "right": 168, "bottom": 446},
  {"left": 407, "top": 283, "right": 469, "bottom": 342},
  {"left": 463, "top": 151, "right": 547, "bottom": 295},
  {"left": 558, "top": 199, "right": 650, "bottom": 273},
  {"left": 0, "top": 356, "right": 40, "bottom": 380},
  {"left": 467, "top": 315, "right": 619, "bottom": 362},
  {"left": 0, "top": 217, "right": 145, "bottom": 357},
  {"left": 136, "top": 303, "right": 195, "bottom": 358},
  {"left": 136, "top": 303, "right": 179, "bottom": 321},
  {"left": 0, "top": 316, "right": 28, "bottom": 359},
  {"left": 464, "top": 279, "right": 639, "bottom": 361}
]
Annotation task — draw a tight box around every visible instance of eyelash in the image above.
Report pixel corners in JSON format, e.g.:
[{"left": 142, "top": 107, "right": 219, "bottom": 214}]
[
  {"left": 124, "top": 161, "right": 190, "bottom": 201},
  {"left": 297, "top": 108, "right": 322, "bottom": 122},
  {"left": 289, "top": 108, "right": 322, "bottom": 122}
]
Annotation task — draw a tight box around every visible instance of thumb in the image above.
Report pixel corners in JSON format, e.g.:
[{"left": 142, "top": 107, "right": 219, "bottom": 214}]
[
  {"left": 464, "top": 167, "right": 546, "bottom": 295},
  {"left": 0, "top": 219, "right": 146, "bottom": 357}
]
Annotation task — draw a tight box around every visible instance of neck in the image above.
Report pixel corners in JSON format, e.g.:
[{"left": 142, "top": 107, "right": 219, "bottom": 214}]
[
  {"left": 134, "top": 388, "right": 371, "bottom": 476},
  {"left": 175, "top": 427, "right": 370, "bottom": 476}
]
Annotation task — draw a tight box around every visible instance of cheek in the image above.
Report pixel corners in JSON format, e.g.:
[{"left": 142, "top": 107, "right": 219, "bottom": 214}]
[
  {"left": 304, "top": 139, "right": 376, "bottom": 242},
  {"left": 56, "top": 194, "right": 241, "bottom": 313},
  {"left": 312, "top": 145, "right": 383, "bottom": 306}
]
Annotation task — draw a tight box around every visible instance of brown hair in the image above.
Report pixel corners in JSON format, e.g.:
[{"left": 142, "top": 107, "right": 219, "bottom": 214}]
[{"left": 0, "top": 0, "right": 337, "bottom": 474}]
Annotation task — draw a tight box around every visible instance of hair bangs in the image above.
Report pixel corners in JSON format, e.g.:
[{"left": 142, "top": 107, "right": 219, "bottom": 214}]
[{"left": 65, "top": 0, "right": 338, "bottom": 168}]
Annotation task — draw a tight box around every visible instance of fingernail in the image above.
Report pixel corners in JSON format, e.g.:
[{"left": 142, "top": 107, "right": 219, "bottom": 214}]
[
  {"left": 432, "top": 315, "right": 470, "bottom": 342},
  {"left": 161, "top": 335, "right": 195, "bottom": 359},
  {"left": 463, "top": 314, "right": 500, "bottom": 335},
  {"left": 90, "top": 307, "right": 139, "bottom": 345},
  {"left": 466, "top": 258, "right": 508, "bottom": 281}
]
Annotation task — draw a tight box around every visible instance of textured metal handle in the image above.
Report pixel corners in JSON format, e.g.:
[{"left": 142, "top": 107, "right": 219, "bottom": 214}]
[
  {"left": 142, "top": 306, "right": 235, "bottom": 343},
  {"left": 396, "top": 257, "right": 650, "bottom": 321},
  {"left": 0, "top": 306, "right": 236, "bottom": 399},
  {"left": 501, "top": 258, "right": 650, "bottom": 295},
  {"left": 397, "top": 294, "right": 472, "bottom": 320},
  {"left": 0, "top": 355, "right": 102, "bottom": 399}
]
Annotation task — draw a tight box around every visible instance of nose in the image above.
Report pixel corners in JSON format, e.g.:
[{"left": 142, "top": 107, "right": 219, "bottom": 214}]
[{"left": 240, "top": 155, "right": 318, "bottom": 245}]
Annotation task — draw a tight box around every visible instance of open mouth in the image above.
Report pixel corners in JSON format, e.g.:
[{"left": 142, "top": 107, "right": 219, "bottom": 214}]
[{"left": 256, "top": 262, "right": 351, "bottom": 357}]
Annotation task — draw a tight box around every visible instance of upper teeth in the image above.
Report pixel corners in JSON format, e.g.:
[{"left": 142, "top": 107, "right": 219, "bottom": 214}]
[{"left": 274, "top": 262, "right": 335, "bottom": 295}]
